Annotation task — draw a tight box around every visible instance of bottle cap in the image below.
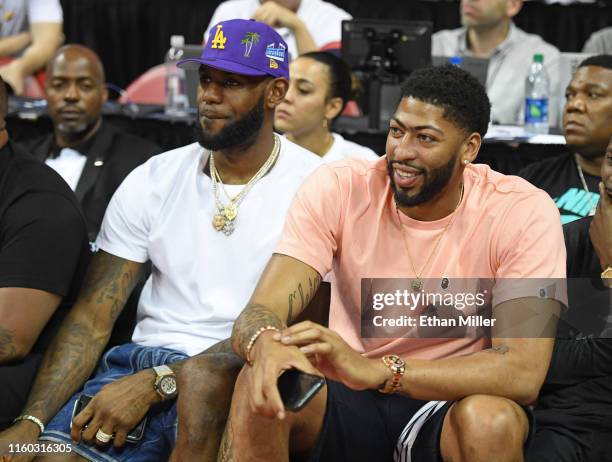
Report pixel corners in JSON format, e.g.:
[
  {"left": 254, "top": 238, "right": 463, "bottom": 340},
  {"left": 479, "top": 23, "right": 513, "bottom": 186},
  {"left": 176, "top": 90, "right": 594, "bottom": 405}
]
[
  {"left": 533, "top": 53, "right": 544, "bottom": 63},
  {"left": 449, "top": 56, "right": 463, "bottom": 66},
  {"left": 170, "top": 35, "right": 185, "bottom": 48}
]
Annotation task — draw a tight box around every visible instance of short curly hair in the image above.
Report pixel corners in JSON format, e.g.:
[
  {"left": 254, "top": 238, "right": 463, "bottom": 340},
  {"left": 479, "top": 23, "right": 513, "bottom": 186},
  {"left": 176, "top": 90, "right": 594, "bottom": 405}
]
[
  {"left": 400, "top": 64, "right": 491, "bottom": 137},
  {"left": 578, "top": 54, "right": 612, "bottom": 71}
]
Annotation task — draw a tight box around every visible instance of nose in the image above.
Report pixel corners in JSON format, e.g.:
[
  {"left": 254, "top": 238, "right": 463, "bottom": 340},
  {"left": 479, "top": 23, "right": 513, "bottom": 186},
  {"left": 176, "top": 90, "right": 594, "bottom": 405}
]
[
  {"left": 64, "top": 82, "right": 79, "bottom": 101},
  {"left": 283, "top": 84, "right": 296, "bottom": 104},
  {"left": 389, "top": 133, "right": 418, "bottom": 162},
  {"left": 565, "top": 93, "right": 586, "bottom": 114},
  {"left": 199, "top": 81, "right": 222, "bottom": 104}
]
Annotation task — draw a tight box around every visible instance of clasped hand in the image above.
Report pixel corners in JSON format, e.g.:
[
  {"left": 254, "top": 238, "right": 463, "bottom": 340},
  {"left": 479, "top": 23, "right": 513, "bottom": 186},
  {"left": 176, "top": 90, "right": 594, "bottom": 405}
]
[{"left": 248, "top": 321, "right": 384, "bottom": 419}]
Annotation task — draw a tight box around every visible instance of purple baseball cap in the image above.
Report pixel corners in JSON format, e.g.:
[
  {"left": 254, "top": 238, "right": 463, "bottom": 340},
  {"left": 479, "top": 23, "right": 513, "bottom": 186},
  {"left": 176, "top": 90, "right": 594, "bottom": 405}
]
[{"left": 178, "top": 19, "right": 289, "bottom": 79}]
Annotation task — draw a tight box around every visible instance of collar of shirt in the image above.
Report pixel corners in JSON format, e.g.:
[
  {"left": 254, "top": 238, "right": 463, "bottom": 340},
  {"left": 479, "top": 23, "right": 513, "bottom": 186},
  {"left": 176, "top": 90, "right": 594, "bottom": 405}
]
[
  {"left": 47, "top": 133, "right": 97, "bottom": 160},
  {"left": 458, "top": 21, "right": 519, "bottom": 58}
]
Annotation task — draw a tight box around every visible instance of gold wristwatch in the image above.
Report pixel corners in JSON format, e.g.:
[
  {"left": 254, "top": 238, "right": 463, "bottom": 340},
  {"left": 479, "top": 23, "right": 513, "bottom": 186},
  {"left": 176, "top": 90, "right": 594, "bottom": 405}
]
[
  {"left": 153, "top": 365, "right": 177, "bottom": 399},
  {"left": 379, "top": 354, "right": 406, "bottom": 394},
  {"left": 602, "top": 266, "right": 612, "bottom": 288}
]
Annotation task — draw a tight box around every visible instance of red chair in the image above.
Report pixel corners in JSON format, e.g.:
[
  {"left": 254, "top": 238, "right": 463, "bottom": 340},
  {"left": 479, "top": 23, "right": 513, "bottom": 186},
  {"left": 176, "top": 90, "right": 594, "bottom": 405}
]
[{"left": 119, "top": 64, "right": 166, "bottom": 105}]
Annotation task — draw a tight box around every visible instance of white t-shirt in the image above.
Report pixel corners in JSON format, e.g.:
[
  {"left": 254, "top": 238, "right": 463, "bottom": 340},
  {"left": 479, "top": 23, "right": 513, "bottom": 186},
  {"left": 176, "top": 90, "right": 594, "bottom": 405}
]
[
  {"left": 0, "top": 0, "right": 62, "bottom": 38},
  {"left": 323, "top": 133, "right": 379, "bottom": 163},
  {"left": 205, "top": 0, "right": 352, "bottom": 60},
  {"left": 96, "top": 137, "right": 322, "bottom": 356}
]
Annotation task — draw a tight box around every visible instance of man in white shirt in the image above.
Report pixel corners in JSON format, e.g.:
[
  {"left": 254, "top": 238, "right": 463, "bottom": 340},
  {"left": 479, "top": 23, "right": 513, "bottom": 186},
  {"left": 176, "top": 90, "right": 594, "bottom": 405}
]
[
  {"left": 205, "top": 0, "right": 351, "bottom": 60},
  {"left": 432, "top": 0, "right": 561, "bottom": 125},
  {"left": 0, "top": 19, "right": 321, "bottom": 462}
]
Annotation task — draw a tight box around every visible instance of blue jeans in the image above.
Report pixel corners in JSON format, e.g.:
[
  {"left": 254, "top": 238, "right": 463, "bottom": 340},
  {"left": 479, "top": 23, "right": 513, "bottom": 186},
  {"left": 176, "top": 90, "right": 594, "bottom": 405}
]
[{"left": 40, "top": 343, "right": 187, "bottom": 462}]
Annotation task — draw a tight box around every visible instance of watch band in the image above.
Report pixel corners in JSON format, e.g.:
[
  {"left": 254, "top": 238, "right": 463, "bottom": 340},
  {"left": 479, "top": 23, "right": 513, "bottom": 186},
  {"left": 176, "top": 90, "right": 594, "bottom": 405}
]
[
  {"left": 379, "top": 354, "right": 406, "bottom": 394},
  {"left": 153, "top": 364, "right": 173, "bottom": 376}
]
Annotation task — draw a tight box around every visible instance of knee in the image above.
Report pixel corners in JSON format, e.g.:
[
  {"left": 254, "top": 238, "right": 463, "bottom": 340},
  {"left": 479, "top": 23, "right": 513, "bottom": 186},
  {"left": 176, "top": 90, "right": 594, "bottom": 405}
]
[
  {"left": 451, "top": 395, "right": 527, "bottom": 448},
  {"left": 178, "top": 353, "right": 244, "bottom": 399}
]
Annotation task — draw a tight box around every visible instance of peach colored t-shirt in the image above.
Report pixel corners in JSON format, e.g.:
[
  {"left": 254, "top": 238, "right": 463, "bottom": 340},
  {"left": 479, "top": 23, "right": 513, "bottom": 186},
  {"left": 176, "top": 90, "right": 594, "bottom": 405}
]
[{"left": 276, "top": 156, "right": 567, "bottom": 360}]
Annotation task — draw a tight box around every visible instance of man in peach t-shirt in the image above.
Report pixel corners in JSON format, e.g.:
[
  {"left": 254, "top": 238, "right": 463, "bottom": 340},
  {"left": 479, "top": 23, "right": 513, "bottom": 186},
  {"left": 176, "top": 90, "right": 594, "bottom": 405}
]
[{"left": 221, "top": 65, "right": 567, "bottom": 462}]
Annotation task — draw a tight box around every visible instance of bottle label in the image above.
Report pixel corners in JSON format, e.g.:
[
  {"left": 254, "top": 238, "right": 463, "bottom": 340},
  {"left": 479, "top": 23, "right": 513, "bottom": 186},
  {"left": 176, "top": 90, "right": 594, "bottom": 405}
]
[{"left": 525, "top": 98, "right": 548, "bottom": 124}]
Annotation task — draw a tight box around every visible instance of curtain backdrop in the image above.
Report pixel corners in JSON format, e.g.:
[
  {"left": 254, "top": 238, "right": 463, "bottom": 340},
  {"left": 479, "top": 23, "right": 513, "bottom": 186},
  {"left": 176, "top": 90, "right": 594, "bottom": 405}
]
[{"left": 60, "top": 0, "right": 612, "bottom": 91}]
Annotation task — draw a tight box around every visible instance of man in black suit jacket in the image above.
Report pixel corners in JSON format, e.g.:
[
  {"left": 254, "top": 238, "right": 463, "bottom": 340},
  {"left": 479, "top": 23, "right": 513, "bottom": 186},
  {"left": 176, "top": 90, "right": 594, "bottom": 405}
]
[{"left": 20, "top": 44, "right": 159, "bottom": 241}]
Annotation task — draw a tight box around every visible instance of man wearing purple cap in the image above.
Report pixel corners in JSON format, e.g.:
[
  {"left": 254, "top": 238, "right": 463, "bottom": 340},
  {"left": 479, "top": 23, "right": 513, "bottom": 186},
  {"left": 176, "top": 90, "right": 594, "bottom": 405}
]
[{"left": 0, "top": 19, "right": 321, "bottom": 462}]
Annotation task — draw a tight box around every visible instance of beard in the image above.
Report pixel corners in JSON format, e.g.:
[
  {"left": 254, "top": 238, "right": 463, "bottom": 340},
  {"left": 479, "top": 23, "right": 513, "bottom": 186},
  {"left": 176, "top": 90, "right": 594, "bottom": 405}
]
[
  {"left": 56, "top": 118, "right": 99, "bottom": 144},
  {"left": 387, "top": 154, "right": 458, "bottom": 207},
  {"left": 196, "top": 96, "right": 265, "bottom": 151}
]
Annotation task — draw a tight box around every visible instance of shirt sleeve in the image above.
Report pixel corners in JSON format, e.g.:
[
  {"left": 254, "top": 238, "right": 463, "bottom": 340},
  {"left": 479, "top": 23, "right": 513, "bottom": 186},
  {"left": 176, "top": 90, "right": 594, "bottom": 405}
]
[
  {"left": 0, "top": 192, "right": 87, "bottom": 297},
  {"left": 309, "top": 5, "right": 352, "bottom": 50},
  {"left": 274, "top": 164, "right": 343, "bottom": 277},
  {"left": 95, "top": 164, "right": 152, "bottom": 263},
  {"left": 28, "top": 0, "right": 63, "bottom": 23},
  {"left": 492, "top": 190, "right": 568, "bottom": 307}
]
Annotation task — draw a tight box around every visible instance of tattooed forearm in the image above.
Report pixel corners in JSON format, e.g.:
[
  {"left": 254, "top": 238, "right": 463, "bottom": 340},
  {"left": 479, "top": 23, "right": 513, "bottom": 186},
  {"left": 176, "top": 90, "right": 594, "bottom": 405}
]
[
  {"left": 22, "top": 317, "right": 107, "bottom": 421},
  {"left": 0, "top": 325, "right": 17, "bottom": 362},
  {"left": 287, "top": 274, "right": 322, "bottom": 324},
  {"left": 80, "top": 251, "right": 143, "bottom": 322},
  {"left": 231, "top": 303, "right": 284, "bottom": 359},
  {"left": 20, "top": 251, "right": 143, "bottom": 422}
]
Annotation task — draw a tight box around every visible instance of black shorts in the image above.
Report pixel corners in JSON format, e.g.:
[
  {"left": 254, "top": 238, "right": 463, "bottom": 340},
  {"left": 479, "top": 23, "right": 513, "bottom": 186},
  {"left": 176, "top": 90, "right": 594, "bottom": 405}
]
[{"left": 305, "top": 380, "right": 534, "bottom": 462}]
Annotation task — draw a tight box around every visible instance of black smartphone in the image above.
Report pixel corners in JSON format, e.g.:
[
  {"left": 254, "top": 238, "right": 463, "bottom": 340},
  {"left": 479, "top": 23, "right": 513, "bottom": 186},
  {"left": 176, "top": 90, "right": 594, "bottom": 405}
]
[
  {"left": 277, "top": 369, "right": 325, "bottom": 413},
  {"left": 71, "top": 394, "right": 147, "bottom": 443}
]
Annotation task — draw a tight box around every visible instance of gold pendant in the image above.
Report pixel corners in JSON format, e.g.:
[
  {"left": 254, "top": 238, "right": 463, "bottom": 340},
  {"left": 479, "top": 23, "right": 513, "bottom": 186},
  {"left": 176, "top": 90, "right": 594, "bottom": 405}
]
[
  {"left": 411, "top": 279, "right": 423, "bottom": 291},
  {"left": 212, "top": 213, "right": 226, "bottom": 231},
  {"left": 224, "top": 202, "right": 238, "bottom": 221}
]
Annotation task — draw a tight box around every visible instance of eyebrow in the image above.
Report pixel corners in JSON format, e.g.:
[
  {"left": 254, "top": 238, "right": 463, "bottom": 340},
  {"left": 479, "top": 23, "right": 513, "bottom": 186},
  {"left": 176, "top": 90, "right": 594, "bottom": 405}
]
[
  {"left": 390, "top": 117, "right": 444, "bottom": 134},
  {"left": 567, "top": 82, "right": 609, "bottom": 91}
]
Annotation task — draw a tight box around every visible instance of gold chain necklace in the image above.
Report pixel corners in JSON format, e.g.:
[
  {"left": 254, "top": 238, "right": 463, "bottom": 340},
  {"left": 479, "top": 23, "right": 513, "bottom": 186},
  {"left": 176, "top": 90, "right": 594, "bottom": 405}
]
[
  {"left": 395, "top": 184, "right": 464, "bottom": 291},
  {"left": 210, "top": 134, "right": 280, "bottom": 235}
]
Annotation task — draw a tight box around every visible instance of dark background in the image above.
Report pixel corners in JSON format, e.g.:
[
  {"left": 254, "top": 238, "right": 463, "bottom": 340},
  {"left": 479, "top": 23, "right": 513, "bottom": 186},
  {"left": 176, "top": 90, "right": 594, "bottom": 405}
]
[{"left": 59, "top": 0, "right": 612, "bottom": 91}]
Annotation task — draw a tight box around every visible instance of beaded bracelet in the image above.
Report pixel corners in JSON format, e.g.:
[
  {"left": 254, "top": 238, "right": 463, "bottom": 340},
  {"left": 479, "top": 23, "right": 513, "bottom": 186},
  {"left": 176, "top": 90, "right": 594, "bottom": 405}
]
[
  {"left": 245, "top": 325, "right": 280, "bottom": 365},
  {"left": 14, "top": 414, "right": 45, "bottom": 434}
]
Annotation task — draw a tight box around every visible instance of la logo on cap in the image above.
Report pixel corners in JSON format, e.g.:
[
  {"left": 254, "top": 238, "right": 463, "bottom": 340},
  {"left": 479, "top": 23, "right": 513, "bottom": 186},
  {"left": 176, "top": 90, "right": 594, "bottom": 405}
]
[{"left": 211, "top": 24, "right": 227, "bottom": 49}]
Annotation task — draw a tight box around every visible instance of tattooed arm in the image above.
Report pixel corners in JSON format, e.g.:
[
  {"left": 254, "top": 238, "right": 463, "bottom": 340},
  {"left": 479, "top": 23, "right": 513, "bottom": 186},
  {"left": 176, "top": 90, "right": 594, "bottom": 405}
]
[
  {"left": 19, "top": 250, "right": 143, "bottom": 424},
  {"left": 231, "top": 253, "right": 322, "bottom": 360},
  {"left": 0, "top": 288, "right": 61, "bottom": 363}
]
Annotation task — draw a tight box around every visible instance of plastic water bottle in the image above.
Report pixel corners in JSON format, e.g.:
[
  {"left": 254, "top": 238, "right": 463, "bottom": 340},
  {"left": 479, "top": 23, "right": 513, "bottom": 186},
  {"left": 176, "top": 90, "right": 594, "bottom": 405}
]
[
  {"left": 524, "top": 53, "right": 549, "bottom": 134},
  {"left": 165, "top": 35, "right": 189, "bottom": 117}
]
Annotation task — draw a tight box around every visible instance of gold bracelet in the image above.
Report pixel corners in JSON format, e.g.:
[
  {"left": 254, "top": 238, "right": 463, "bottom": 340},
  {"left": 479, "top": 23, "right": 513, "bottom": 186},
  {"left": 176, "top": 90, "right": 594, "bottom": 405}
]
[{"left": 245, "top": 325, "right": 280, "bottom": 366}]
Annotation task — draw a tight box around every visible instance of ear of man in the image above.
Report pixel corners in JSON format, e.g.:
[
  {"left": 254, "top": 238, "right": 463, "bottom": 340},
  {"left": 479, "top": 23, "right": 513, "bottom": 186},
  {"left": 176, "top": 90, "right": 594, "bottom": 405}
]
[
  {"left": 265, "top": 77, "right": 290, "bottom": 109},
  {"left": 460, "top": 132, "right": 482, "bottom": 164},
  {"left": 506, "top": 0, "right": 523, "bottom": 19}
]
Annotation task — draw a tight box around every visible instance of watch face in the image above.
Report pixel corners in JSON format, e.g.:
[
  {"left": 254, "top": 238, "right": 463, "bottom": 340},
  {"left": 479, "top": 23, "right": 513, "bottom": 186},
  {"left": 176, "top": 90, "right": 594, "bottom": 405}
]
[{"left": 159, "top": 376, "right": 177, "bottom": 396}]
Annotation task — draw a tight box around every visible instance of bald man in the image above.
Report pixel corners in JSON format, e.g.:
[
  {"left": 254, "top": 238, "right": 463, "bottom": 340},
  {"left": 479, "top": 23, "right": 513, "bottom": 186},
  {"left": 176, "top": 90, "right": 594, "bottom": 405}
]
[
  {"left": 20, "top": 44, "right": 160, "bottom": 241},
  {"left": 0, "top": 74, "right": 90, "bottom": 429}
]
